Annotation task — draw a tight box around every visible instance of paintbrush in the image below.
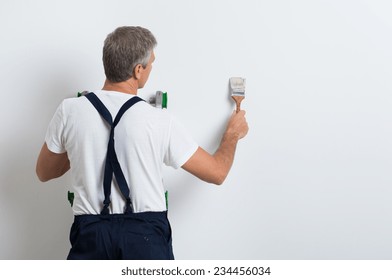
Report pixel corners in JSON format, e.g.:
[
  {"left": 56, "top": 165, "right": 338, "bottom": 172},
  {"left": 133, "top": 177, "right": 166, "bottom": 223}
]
[{"left": 229, "top": 77, "right": 246, "bottom": 113}]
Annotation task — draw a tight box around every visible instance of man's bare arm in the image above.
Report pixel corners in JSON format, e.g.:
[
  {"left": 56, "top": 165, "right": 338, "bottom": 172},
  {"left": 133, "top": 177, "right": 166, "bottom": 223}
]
[
  {"left": 182, "top": 110, "right": 249, "bottom": 185},
  {"left": 36, "top": 143, "right": 70, "bottom": 182}
]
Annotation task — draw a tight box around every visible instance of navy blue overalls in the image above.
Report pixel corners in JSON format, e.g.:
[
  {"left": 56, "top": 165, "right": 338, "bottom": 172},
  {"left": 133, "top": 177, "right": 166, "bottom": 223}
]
[{"left": 67, "top": 92, "right": 174, "bottom": 260}]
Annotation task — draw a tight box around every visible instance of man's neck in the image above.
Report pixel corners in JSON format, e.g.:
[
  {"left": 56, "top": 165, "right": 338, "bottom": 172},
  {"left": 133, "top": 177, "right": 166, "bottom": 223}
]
[{"left": 102, "top": 79, "right": 138, "bottom": 95}]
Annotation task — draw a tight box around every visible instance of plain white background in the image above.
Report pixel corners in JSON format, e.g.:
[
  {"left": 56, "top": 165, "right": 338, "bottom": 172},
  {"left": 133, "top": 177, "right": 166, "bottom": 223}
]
[{"left": 0, "top": 0, "right": 391, "bottom": 259}]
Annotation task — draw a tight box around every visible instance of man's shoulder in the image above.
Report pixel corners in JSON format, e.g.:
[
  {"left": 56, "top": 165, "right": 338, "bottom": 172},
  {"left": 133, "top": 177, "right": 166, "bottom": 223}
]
[{"left": 61, "top": 95, "right": 90, "bottom": 107}]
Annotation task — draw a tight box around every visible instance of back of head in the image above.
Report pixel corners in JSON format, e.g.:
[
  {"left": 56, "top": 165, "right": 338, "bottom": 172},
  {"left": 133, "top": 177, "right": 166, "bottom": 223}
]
[{"left": 103, "top": 26, "right": 157, "bottom": 83}]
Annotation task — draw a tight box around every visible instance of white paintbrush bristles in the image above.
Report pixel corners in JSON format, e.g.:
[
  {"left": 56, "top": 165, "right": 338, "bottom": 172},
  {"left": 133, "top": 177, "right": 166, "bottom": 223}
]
[{"left": 230, "top": 77, "right": 246, "bottom": 96}]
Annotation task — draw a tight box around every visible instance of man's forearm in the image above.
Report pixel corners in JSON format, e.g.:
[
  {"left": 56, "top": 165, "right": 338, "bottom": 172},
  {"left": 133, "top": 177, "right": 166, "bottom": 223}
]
[
  {"left": 181, "top": 110, "right": 248, "bottom": 185},
  {"left": 212, "top": 131, "right": 239, "bottom": 184}
]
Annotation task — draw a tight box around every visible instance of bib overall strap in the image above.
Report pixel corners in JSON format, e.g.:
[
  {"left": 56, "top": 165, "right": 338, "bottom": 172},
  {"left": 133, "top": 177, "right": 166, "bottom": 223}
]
[{"left": 84, "top": 92, "right": 144, "bottom": 215}]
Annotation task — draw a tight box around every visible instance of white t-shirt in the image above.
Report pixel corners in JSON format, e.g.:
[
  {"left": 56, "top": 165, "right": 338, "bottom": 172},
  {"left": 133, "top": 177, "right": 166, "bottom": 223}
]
[{"left": 45, "top": 90, "right": 198, "bottom": 215}]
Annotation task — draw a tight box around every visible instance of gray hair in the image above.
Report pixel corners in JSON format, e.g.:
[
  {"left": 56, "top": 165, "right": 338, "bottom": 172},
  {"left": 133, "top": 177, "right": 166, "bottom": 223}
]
[{"left": 103, "top": 26, "right": 157, "bottom": 82}]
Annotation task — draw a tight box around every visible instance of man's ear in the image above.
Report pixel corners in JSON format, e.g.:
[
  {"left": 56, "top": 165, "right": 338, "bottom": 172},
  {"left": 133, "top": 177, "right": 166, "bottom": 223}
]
[{"left": 133, "top": 64, "right": 143, "bottom": 80}]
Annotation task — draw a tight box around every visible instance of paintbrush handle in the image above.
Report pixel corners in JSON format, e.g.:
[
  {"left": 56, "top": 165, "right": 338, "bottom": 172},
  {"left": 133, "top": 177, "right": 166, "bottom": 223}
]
[{"left": 232, "top": 95, "right": 245, "bottom": 113}]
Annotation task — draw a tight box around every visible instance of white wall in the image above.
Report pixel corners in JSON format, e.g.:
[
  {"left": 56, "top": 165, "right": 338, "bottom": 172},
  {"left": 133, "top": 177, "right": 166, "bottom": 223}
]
[{"left": 1, "top": 0, "right": 392, "bottom": 259}]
